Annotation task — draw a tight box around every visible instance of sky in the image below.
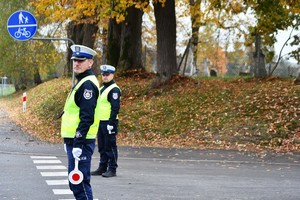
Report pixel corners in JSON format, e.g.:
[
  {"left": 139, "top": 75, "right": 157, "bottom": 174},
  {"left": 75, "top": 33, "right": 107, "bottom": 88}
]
[{"left": 274, "top": 28, "right": 300, "bottom": 64}]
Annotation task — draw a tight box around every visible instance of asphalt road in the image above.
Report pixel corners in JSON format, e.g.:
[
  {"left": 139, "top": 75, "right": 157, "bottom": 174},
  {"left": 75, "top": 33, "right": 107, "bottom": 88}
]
[{"left": 1, "top": 107, "right": 300, "bottom": 200}]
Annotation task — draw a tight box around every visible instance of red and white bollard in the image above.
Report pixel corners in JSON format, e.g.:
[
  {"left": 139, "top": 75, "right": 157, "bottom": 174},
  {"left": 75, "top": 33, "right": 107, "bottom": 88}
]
[{"left": 22, "top": 92, "right": 26, "bottom": 112}]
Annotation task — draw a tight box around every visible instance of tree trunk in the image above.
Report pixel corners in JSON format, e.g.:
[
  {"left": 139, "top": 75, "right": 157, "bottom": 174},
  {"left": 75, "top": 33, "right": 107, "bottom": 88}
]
[
  {"left": 294, "top": 71, "right": 300, "bottom": 85},
  {"left": 106, "top": 19, "right": 122, "bottom": 68},
  {"left": 33, "top": 67, "right": 42, "bottom": 85},
  {"left": 101, "top": 27, "right": 108, "bottom": 64},
  {"left": 253, "top": 34, "right": 267, "bottom": 78},
  {"left": 118, "top": 6, "right": 144, "bottom": 73},
  {"left": 67, "top": 21, "right": 99, "bottom": 76},
  {"left": 33, "top": 53, "right": 42, "bottom": 85},
  {"left": 189, "top": 0, "right": 202, "bottom": 69},
  {"left": 152, "top": 0, "right": 177, "bottom": 87}
]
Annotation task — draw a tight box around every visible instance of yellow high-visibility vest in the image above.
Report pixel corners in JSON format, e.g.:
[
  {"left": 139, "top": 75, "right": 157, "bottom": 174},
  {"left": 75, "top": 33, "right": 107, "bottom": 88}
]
[
  {"left": 61, "top": 75, "right": 100, "bottom": 139},
  {"left": 98, "top": 83, "right": 120, "bottom": 120}
]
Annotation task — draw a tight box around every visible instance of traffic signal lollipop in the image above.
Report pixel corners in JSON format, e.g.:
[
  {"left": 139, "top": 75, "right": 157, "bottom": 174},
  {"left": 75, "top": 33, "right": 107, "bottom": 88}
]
[{"left": 68, "top": 159, "right": 83, "bottom": 185}]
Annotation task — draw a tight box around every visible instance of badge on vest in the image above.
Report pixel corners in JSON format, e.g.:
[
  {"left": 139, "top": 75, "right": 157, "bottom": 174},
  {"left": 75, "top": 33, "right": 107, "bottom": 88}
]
[
  {"left": 112, "top": 93, "right": 119, "bottom": 100},
  {"left": 83, "top": 89, "right": 93, "bottom": 100}
]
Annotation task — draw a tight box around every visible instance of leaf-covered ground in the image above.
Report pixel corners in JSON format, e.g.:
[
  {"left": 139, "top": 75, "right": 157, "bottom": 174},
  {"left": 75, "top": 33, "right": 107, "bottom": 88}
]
[{"left": 0, "top": 73, "right": 299, "bottom": 153}]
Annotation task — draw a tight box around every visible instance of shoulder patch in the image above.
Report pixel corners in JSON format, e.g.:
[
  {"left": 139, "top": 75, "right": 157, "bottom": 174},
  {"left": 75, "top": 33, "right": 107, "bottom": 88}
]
[
  {"left": 112, "top": 93, "right": 119, "bottom": 100},
  {"left": 76, "top": 131, "right": 82, "bottom": 138},
  {"left": 83, "top": 89, "right": 93, "bottom": 100}
]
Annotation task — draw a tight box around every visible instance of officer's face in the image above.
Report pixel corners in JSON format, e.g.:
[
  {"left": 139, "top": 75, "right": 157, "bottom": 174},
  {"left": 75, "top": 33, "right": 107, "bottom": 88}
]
[
  {"left": 73, "top": 59, "right": 93, "bottom": 74},
  {"left": 101, "top": 73, "right": 114, "bottom": 83}
]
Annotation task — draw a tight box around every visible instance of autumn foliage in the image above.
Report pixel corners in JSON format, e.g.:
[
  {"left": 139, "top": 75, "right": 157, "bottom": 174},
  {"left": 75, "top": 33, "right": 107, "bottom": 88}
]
[{"left": 0, "top": 74, "right": 299, "bottom": 152}]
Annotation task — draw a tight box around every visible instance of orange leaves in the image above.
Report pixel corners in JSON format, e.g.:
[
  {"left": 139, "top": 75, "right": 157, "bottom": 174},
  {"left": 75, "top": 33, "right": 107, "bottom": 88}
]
[{"left": 31, "top": 0, "right": 101, "bottom": 23}]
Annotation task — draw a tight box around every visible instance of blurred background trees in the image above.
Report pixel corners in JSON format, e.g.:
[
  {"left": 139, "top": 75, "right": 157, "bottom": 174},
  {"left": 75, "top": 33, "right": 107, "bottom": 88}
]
[{"left": 1, "top": 0, "right": 300, "bottom": 91}]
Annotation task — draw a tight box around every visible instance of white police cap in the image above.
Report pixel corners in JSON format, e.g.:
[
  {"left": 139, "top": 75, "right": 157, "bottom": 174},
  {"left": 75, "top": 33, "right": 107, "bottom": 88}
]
[
  {"left": 70, "top": 45, "right": 97, "bottom": 60},
  {"left": 100, "top": 65, "right": 116, "bottom": 74}
]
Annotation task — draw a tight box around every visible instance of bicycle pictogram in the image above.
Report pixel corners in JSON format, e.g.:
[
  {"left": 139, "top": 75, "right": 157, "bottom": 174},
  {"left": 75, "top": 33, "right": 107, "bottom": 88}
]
[{"left": 14, "top": 28, "right": 31, "bottom": 39}]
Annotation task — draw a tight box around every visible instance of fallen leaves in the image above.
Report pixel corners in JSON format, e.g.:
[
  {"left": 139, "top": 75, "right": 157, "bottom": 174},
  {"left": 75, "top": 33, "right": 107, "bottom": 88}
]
[{"left": 0, "top": 74, "right": 299, "bottom": 153}]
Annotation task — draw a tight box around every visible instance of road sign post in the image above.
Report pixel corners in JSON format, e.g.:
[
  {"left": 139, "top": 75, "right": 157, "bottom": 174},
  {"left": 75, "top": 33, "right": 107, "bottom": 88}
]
[
  {"left": 2, "top": 76, "right": 7, "bottom": 96},
  {"left": 7, "top": 10, "right": 37, "bottom": 41}
]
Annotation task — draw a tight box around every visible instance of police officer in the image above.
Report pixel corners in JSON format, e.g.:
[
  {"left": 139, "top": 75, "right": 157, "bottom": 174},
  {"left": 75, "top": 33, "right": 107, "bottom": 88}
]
[
  {"left": 61, "top": 44, "right": 100, "bottom": 199},
  {"left": 91, "top": 64, "right": 121, "bottom": 178}
]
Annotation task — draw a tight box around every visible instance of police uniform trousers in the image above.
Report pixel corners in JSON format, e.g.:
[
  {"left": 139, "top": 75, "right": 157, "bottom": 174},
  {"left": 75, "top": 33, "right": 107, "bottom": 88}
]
[
  {"left": 66, "top": 143, "right": 95, "bottom": 200},
  {"left": 97, "top": 121, "right": 118, "bottom": 172}
]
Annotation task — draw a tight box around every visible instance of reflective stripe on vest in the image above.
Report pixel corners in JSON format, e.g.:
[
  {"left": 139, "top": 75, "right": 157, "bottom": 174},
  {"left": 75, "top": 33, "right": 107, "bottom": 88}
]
[
  {"left": 98, "top": 83, "right": 120, "bottom": 120},
  {"left": 61, "top": 75, "right": 100, "bottom": 139}
]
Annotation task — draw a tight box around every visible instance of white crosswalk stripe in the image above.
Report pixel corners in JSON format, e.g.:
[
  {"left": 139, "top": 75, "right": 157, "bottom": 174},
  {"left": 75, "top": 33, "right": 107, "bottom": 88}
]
[
  {"left": 33, "top": 160, "right": 62, "bottom": 164},
  {"left": 46, "top": 180, "right": 69, "bottom": 185},
  {"left": 40, "top": 171, "right": 68, "bottom": 176},
  {"left": 53, "top": 189, "right": 73, "bottom": 195},
  {"left": 31, "top": 156, "right": 58, "bottom": 159},
  {"left": 36, "top": 165, "right": 67, "bottom": 170}
]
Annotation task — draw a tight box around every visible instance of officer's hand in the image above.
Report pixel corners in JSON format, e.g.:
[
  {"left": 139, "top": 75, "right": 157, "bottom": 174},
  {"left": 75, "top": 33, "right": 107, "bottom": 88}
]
[
  {"left": 64, "top": 143, "right": 67, "bottom": 153},
  {"left": 107, "top": 125, "right": 114, "bottom": 134},
  {"left": 72, "top": 148, "right": 82, "bottom": 160}
]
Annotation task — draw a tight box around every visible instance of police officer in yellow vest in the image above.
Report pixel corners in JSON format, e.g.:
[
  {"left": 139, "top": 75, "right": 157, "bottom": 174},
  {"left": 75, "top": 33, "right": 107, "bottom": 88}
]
[
  {"left": 61, "top": 44, "right": 100, "bottom": 199},
  {"left": 91, "top": 64, "right": 121, "bottom": 178}
]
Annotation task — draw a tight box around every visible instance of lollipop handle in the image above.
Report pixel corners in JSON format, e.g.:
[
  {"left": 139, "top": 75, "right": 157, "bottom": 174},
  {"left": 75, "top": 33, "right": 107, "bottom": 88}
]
[{"left": 75, "top": 159, "right": 79, "bottom": 170}]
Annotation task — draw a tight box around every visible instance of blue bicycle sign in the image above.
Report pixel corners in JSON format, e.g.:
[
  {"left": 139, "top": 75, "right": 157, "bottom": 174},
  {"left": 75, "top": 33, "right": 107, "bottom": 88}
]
[
  {"left": 7, "top": 10, "right": 37, "bottom": 41},
  {"left": 14, "top": 28, "right": 31, "bottom": 39}
]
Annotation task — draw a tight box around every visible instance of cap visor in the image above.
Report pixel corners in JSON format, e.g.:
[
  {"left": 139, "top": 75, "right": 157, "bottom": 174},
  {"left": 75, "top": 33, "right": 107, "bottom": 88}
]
[{"left": 71, "top": 56, "right": 87, "bottom": 60}]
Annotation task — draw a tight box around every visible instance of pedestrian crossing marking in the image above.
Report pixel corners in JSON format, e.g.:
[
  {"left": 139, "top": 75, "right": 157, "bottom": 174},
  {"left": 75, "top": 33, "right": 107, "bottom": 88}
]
[
  {"left": 41, "top": 171, "right": 68, "bottom": 177},
  {"left": 46, "top": 180, "right": 69, "bottom": 185},
  {"left": 31, "top": 156, "right": 57, "bottom": 159},
  {"left": 37, "top": 165, "right": 67, "bottom": 170},
  {"left": 53, "top": 189, "right": 73, "bottom": 195},
  {"left": 33, "top": 159, "right": 62, "bottom": 164},
  {"left": 31, "top": 155, "right": 98, "bottom": 200},
  {"left": 31, "top": 155, "right": 73, "bottom": 199}
]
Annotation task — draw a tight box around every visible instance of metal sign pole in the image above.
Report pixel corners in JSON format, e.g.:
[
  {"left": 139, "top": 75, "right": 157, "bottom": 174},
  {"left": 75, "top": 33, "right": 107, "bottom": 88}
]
[
  {"left": 1, "top": 77, "right": 3, "bottom": 96},
  {"left": 31, "top": 37, "right": 75, "bottom": 87},
  {"left": 3, "top": 76, "right": 7, "bottom": 96}
]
